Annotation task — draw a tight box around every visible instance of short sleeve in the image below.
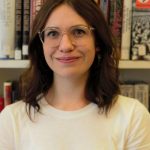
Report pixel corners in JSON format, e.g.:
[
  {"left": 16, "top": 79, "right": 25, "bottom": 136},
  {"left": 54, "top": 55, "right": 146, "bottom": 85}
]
[
  {"left": 125, "top": 101, "right": 150, "bottom": 149},
  {"left": 0, "top": 107, "right": 14, "bottom": 149}
]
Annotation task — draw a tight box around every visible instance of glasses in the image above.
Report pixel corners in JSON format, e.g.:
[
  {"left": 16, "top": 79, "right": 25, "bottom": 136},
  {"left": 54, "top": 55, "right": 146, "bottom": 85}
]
[{"left": 38, "top": 25, "right": 94, "bottom": 47}]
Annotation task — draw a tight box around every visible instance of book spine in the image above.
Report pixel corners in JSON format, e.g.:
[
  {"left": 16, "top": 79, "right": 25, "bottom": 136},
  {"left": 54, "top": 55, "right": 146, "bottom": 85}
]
[
  {"left": 29, "top": 0, "right": 45, "bottom": 35},
  {"left": 100, "top": 0, "right": 110, "bottom": 22},
  {"left": 3, "top": 81, "right": 12, "bottom": 106},
  {"left": 22, "top": 0, "right": 30, "bottom": 60},
  {"left": 120, "top": 0, "right": 132, "bottom": 60},
  {"left": 0, "top": 97, "right": 4, "bottom": 112},
  {"left": 109, "top": 0, "right": 123, "bottom": 51},
  {"left": 134, "top": 83, "right": 149, "bottom": 109},
  {"left": 15, "top": 0, "right": 23, "bottom": 60},
  {"left": 11, "top": 80, "right": 20, "bottom": 102},
  {"left": 0, "top": 0, "right": 15, "bottom": 59},
  {"left": 131, "top": 0, "right": 150, "bottom": 60},
  {"left": 120, "top": 84, "right": 134, "bottom": 98}
]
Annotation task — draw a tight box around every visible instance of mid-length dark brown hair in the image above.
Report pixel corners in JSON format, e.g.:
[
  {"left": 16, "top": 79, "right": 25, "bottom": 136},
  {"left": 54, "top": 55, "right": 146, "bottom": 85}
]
[{"left": 20, "top": 0, "right": 120, "bottom": 117}]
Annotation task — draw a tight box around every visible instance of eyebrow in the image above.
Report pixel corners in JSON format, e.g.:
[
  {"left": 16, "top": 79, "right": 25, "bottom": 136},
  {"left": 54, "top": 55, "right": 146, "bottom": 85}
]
[{"left": 43, "top": 24, "right": 90, "bottom": 30}]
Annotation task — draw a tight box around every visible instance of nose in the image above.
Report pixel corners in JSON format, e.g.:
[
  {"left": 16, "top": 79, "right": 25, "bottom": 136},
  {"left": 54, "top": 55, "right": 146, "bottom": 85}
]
[{"left": 58, "top": 34, "right": 74, "bottom": 53}]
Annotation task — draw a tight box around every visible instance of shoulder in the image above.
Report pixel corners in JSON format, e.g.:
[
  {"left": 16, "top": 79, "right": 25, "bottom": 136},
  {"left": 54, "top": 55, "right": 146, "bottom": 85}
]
[
  {"left": 112, "top": 96, "right": 150, "bottom": 148},
  {"left": 114, "top": 95, "right": 149, "bottom": 114},
  {"left": 1, "top": 100, "right": 26, "bottom": 114},
  {"left": 109, "top": 95, "right": 150, "bottom": 123},
  {"left": 0, "top": 100, "right": 27, "bottom": 121},
  {"left": 0, "top": 97, "right": 45, "bottom": 121}
]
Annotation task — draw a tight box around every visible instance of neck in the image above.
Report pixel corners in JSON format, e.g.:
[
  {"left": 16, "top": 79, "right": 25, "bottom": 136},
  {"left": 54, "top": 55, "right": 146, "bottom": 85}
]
[{"left": 45, "top": 75, "right": 89, "bottom": 110}]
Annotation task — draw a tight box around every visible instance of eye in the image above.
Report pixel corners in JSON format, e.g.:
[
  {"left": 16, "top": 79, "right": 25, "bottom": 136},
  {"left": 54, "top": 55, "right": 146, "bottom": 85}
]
[
  {"left": 45, "top": 29, "right": 60, "bottom": 39},
  {"left": 72, "top": 27, "right": 87, "bottom": 37}
]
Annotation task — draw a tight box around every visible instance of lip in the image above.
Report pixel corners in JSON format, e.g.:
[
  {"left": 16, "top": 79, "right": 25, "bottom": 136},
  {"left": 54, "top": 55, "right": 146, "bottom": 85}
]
[{"left": 56, "top": 56, "right": 80, "bottom": 63}]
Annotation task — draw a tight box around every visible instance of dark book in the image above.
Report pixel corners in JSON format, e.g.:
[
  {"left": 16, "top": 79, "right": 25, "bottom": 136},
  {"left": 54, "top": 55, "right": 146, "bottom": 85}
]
[
  {"left": 22, "top": 0, "right": 30, "bottom": 60},
  {"left": 11, "top": 80, "right": 20, "bottom": 102},
  {"left": 15, "top": 0, "right": 23, "bottom": 60},
  {"left": 109, "top": 0, "right": 123, "bottom": 51}
]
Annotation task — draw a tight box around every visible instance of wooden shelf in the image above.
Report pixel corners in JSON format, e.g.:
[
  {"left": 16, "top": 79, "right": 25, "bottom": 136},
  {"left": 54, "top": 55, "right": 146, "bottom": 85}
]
[
  {"left": 119, "top": 60, "right": 150, "bottom": 69},
  {"left": 0, "top": 60, "right": 29, "bottom": 68},
  {"left": 0, "top": 60, "right": 150, "bottom": 69}
]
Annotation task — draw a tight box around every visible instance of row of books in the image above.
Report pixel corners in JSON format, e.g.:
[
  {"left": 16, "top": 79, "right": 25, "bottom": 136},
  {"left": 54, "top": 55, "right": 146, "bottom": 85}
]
[
  {"left": 0, "top": 0, "right": 150, "bottom": 60},
  {"left": 120, "top": 81, "right": 149, "bottom": 110},
  {"left": 97, "top": 0, "right": 150, "bottom": 60},
  {"left": 0, "top": 0, "right": 46, "bottom": 60},
  {"left": 0, "top": 80, "right": 149, "bottom": 112},
  {"left": 0, "top": 80, "right": 149, "bottom": 110}
]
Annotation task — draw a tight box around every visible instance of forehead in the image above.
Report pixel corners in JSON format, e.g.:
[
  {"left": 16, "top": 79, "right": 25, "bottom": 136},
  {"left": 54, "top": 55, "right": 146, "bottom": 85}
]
[{"left": 45, "top": 4, "right": 88, "bottom": 28}]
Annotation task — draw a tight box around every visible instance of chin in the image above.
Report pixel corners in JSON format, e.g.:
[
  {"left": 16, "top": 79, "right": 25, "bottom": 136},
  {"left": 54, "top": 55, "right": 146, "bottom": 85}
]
[{"left": 54, "top": 69, "right": 89, "bottom": 79}]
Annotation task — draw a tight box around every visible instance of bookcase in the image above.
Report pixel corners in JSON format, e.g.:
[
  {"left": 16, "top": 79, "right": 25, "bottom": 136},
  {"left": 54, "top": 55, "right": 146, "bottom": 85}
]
[
  {"left": 0, "top": 60, "right": 150, "bottom": 95},
  {"left": 0, "top": 0, "right": 150, "bottom": 110}
]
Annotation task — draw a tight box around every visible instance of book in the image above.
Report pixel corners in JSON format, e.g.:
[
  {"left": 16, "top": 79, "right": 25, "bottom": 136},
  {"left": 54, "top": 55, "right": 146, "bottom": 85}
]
[
  {"left": 15, "top": 0, "right": 23, "bottom": 60},
  {"left": 100, "top": 0, "right": 110, "bottom": 22},
  {"left": 120, "top": 81, "right": 149, "bottom": 110},
  {"left": 109, "top": 0, "right": 123, "bottom": 51},
  {"left": 0, "top": 0, "right": 15, "bottom": 59},
  {"left": 134, "top": 82, "right": 149, "bottom": 109},
  {"left": 120, "top": 0, "right": 132, "bottom": 60},
  {"left": 0, "top": 97, "right": 4, "bottom": 112},
  {"left": 131, "top": 0, "right": 150, "bottom": 60},
  {"left": 120, "top": 83, "right": 134, "bottom": 98},
  {"left": 136, "top": 0, "right": 150, "bottom": 9},
  {"left": 11, "top": 80, "right": 20, "bottom": 102},
  {"left": 30, "top": 0, "right": 46, "bottom": 36},
  {"left": 22, "top": 0, "right": 30, "bottom": 60},
  {"left": 3, "top": 81, "right": 12, "bottom": 106}
]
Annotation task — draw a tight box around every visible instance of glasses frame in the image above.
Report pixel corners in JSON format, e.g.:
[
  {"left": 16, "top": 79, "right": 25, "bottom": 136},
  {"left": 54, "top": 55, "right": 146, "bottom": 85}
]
[{"left": 38, "top": 25, "right": 95, "bottom": 46}]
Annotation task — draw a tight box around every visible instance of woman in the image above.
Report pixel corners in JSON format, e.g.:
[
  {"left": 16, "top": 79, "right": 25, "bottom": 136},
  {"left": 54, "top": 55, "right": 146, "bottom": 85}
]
[{"left": 0, "top": 0, "right": 150, "bottom": 149}]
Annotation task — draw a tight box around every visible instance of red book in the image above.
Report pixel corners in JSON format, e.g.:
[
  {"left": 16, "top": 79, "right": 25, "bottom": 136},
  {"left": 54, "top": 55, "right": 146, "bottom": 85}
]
[
  {"left": 0, "top": 97, "right": 4, "bottom": 112},
  {"left": 136, "top": 0, "right": 150, "bottom": 9},
  {"left": 3, "top": 82, "right": 12, "bottom": 107},
  {"left": 30, "top": 0, "right": 46, "bottom": 35}
]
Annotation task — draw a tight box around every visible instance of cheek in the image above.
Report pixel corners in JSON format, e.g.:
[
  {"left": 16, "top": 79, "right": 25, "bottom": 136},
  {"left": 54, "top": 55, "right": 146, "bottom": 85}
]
[
  {"left": 42, "top": 45, "right": 55, "bottom": 67},
  {"left": 43, "top": 45, "right": 49, "bottom": 56},
  {"left": 85, "top": 42, "right": 96, "bottom": 62},
  {"left": 43, "top": 45, "right": 55, "bottom": 59},
  {"left": 80, "top": 46, "right": 96, "bottom": 69}
]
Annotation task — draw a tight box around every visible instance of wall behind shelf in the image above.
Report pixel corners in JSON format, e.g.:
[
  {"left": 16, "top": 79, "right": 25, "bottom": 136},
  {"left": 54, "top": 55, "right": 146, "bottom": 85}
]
[
  {"left": 120, "top": 69, "right": 150, "bottom": 83},
  {"left": 0, "top": 69, "right": 25, "bottom": 96}
]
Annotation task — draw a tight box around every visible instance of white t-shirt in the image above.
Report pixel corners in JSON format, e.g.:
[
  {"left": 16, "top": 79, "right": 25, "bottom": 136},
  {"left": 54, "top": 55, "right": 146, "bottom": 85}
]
[{"left": 0, "top": 95, "right": 150, "bottom": 150}]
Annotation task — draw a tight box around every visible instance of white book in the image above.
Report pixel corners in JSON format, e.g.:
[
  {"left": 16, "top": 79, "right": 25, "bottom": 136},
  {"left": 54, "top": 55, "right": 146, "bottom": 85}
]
[
  {"left": 0, "top": 0, "right": 15, "bottom": 59},
  {"left": 134, "top": 83, "right": 149, "bottom": 109},
  {"left": 120, "top": 0, "right": 132, "bottom": 60},
  {"left": 120, "top": 84, "right": 134, "bottom": 98}
]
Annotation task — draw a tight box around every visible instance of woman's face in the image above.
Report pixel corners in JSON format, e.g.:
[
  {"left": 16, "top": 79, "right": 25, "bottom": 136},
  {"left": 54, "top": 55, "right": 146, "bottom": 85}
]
[{"left": 42, "top": 4, "right": 96, "bottom": 79}]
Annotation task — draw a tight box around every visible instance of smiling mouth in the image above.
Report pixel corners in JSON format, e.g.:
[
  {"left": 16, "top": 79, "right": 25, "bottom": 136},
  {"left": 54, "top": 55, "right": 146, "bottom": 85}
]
[{"left": 56, "top": 57, "right": 80, "bottom": 63}]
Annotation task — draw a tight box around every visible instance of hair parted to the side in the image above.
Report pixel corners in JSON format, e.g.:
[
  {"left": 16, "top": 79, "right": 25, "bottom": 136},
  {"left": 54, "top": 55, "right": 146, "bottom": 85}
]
[{"left": 19, "top": 0, "right": 120, "bottom": 118}]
